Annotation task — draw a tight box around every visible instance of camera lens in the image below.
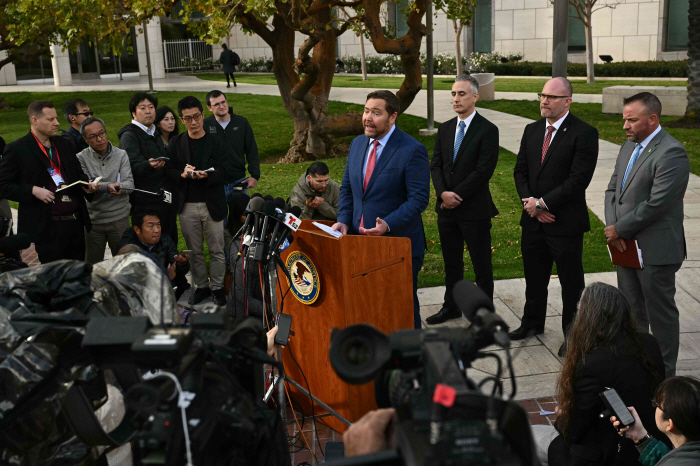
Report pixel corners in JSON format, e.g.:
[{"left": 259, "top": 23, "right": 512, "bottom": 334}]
[
  {"left": 329, "top": 324, "right": 391, "bottom": 385},
  {"left": 342, "top": 337, "right": 373, "bottom": 366}
]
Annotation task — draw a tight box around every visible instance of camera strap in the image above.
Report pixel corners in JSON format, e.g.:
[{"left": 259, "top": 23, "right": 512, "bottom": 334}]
[{"left": 62, "top": 383, "right": 137, "bottom": 447}]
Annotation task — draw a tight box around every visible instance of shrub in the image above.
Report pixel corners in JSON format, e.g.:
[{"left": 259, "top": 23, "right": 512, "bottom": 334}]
[
  {"left": 483, "top": 60, "right": 689, "bottom": 77},
  {"left": 238, "top": 56, "right": 272, "bottom": 73}
]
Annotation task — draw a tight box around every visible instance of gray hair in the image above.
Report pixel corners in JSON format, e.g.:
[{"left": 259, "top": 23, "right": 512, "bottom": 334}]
[
  {"left": 455, "top": 75, "right": 479, "bottom": 94},
  {"left": 79, "top": 117, "right": 106, "bottom": 137}
]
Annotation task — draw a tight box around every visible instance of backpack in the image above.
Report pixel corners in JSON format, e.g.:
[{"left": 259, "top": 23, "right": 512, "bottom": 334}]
[{"left": 232, "top": 51, "right": 240, "bottom": 66}]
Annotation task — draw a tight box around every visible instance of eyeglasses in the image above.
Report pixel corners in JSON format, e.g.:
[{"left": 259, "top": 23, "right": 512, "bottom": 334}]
[
  {"left": 311, "top": 178, "right": 331, "bottom": 186},
  {"left": 85, "top": 130, "right": 107, "bottom": 142},
  {"left": 538, "top": 93, "right": 571, "bottom": 101},
  {"left": 181, "top": 113, "right": 203, "bottom": 123},
  {"left": 651, "top": 399, "right": 664, "bottom": 412},
  {"left": 73, "top": 111, "right": 94, "bottom": 117},
  {"left": 210, "top": 101, "right": 227, "bottom": 108}
]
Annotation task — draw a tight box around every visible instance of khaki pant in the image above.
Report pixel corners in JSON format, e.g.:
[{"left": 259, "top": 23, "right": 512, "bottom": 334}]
[
  {"left": 84, "top": 217, "right": 130, "bottom": 264},
  {"left": 179, "top": 202, "right": 225, "bottom": 290}
]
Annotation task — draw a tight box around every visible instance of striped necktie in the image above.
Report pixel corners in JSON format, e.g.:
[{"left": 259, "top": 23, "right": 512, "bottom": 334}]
[
  {"left": 453, "top": 120, "right": 466, "bottom": 162},
  {"left": 621, "top": 143, "right": 643, "bottom": 190}
]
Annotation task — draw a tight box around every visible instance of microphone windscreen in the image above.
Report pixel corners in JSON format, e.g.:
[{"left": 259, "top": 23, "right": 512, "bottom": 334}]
[
  {"left": 290, "top": 206, "right": 302, "bottom": 217},
  {"left": 273, "top": 197, "right": 287, "bottom": 212},
  {"left": 453, "top": 280, "right": 494, "bottom": 320},
  {"left": 262, "top": 200, "right": 277, "bottom": 216},
  {"left": 251, "top": 193, "right": 263, "bottom": 199},
  {"left": 249, "top": 196, "right": 265, "bottom": 212},
  {"left": 263, "top": 195, "right": 274, "bottom": 201}
]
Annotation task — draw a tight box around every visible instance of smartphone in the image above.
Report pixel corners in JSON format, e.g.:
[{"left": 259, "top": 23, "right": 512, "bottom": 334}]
[
  {"left": 305, "top": 194, "right": 316, "bottom": 199},
  {"left": 180, "top": 250, "right": 192, "bottom": 257},
  {"left": 600, "top": 388, "right": 635, "bottom": 427},
  {"left": 275, "top": 313, "right": 292, "bottom": 346}
]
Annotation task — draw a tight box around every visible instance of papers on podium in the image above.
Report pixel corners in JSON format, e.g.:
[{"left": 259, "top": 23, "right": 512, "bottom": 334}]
[
  {"left": 312, "top": 221, "right": 342, "bottom": 238},
  {"left": 607, "top": 239, "right": 644, "bottom": 269}
]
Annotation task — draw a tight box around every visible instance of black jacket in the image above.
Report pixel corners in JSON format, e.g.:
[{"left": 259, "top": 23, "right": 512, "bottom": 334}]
[
  {"left": 549, "top": 333, "right": 668, "bottom": 466},
  {"left": 166, "top": 132, "right": 236, "bottom": 222},
  {"left": 513, "top": 113, "right": 599, "bottom": 236},
  {"left": 204, "top": 109, "right": 260, "bottom": 180},
  {"left": 118, "top": 226, "right": 189, "bottom": 280},
  {"left": 430, "top": 112, "right": 499, "bottom": 220},
  {"left": 0, "top": 132, "right": 92, "bottom": 242},
  {"left": 62, "top": 126, "right": 89, "bottom": 154},
  {"left": 117, "top": 124, "right": 175, "bottom": 206}
]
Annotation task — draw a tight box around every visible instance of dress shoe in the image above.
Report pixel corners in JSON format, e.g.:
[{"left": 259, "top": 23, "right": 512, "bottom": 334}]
[
  {"left": 426, "top": 307, "right": 461, "bottom": 325},
  {"left": 192, "top": 287, "right": 212, "bottom": 305},
  {"left": 212, "top": 288, "right": 227, "bottom": 306},
  {"left": 508, "top": 325, "right": 544, "bottom": 341}
]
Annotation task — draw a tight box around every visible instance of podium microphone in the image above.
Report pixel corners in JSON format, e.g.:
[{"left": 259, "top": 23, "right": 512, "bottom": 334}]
[
  {"left": 233, "top": 197, "right": 265, "bottom": 240},
  {"left": 269, "top": 206, "right": 301, "bottom": 255}
]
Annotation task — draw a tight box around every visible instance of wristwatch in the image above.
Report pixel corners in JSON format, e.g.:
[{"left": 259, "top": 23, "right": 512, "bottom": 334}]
[
  {"left": 635, "top": 433, "right": 652, "bottom": 446},
  {"left": 535, "top": 199, "right": 544, "bottom": 212}
]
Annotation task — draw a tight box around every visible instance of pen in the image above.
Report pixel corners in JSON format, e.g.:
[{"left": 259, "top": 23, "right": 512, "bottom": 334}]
[{"left": 42, "top": 186, "right": 55, "bottom": 204}]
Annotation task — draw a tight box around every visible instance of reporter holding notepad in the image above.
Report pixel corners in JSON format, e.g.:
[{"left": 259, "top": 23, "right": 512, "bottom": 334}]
[
  {"left": 604, "top": 92, "right": 690, "bottom": 377},
  {"left": 0, "top": 100, "right": 96, "bottom": 264}
]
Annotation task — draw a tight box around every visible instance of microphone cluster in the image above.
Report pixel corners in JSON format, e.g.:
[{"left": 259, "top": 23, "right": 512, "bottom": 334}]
[{"left": 235, "top": 194, "right": 302, "bottom": 264}]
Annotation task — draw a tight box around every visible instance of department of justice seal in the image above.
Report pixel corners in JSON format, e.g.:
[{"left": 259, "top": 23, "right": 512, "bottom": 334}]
[{"left": 285, "top": 251, "right": 320, "bottom": 305}]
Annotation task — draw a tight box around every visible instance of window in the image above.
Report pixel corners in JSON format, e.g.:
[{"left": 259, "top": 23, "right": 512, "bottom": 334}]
[
  {"left": 474, "top": 0, "right": 492, "bottom": 53},
  {"left": 568, "top": 3, "right": 586, "bottom": 53},
  {"left": 666, "top": 0, "right": 689, "bottom": 51}
]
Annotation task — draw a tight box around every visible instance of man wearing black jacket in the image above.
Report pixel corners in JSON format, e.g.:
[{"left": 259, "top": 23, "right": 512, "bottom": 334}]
[
  {"left": 61, "top": 98, "right": 92, "bottom": 154},
  {"left": 167, "top": 96, "right": 236, "bottom": 305},
  {"left": 0, "top": 100, "right": 96, "bottom": 263},
  {"left": 427, "top": 75, "right": 499, "bottom": 325},
  {"left": 204, "top": 90, "right": 260, "bottom": 200},
  {"left": 117, "top": 93, "right": 178, "bottom": 243},
  {"left": 511, "top": 78, "right": 599, "bottom": 353}
]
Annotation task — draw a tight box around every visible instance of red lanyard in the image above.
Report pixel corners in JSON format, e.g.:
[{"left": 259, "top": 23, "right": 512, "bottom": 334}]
[{"left": 31, "top": 131, "right": 61, "bottom": 175}]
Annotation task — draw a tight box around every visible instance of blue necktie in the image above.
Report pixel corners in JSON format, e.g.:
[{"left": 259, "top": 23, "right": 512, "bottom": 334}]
[
  {"left": 621, "top": 143, "right": 642, "bottom": 190},
  {"left": 453, "top": 120, "right": 466, "bottom": 162}
]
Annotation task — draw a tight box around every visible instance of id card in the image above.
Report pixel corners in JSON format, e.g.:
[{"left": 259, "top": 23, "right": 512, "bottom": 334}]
[{"left": 48, "top": 167, "right": 64, "bottom": 186}]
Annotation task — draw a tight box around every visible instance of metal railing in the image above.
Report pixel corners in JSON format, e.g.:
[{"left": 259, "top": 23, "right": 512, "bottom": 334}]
[{"left": 163, "top": 39, "right": 214, "bottom": 72}]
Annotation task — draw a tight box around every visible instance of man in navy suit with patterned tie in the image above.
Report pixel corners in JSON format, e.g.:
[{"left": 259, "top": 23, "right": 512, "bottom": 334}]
[{"left": 332, "top": 90, "right": 430, "bottom": 328}]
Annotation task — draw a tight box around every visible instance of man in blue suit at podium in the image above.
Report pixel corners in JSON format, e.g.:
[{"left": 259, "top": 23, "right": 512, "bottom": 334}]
[{"left": 332, "top": 90, "right": 430, "bottom": 328}]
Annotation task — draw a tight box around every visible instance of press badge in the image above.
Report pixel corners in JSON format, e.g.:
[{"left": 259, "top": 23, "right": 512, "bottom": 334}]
[{"left": 48, "top": 167, "right": 64, "bottom": 186}]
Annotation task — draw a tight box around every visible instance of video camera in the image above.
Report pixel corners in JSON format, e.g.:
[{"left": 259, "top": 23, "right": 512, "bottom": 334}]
[
  {"left": 328, "top": 281, "right": 538, "bottom": 466},
  {"left": 0, "top": 257, "right": 289, "bottom": 466}
]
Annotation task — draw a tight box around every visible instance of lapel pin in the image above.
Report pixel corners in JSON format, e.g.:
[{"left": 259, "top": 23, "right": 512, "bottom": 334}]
[
  {"left": 563, "top": 128, "right": 568, "bottom": 132},
  {"left": 649, "top": 149, "right": 652, "bottom": 153}
]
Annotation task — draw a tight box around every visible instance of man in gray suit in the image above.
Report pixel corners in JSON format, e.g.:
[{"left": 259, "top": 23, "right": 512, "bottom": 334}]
[{"left": 604, "top": 92, "right": 690, "bottom": 377}]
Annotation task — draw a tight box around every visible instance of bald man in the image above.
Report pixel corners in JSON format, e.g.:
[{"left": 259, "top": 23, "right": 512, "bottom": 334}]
[{"left": 510, "top": 78, "right": 599, "bottom": 355}]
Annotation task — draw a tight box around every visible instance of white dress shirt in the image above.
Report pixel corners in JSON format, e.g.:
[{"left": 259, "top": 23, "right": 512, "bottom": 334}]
[
  {"left": 131, "top": 119, "right": 156, "bottom": 137},
  {"left": 363, "top": 124, "right": 396, "bottom": 179},
  {"left": 454, "top": 110, "right": 477, "bottom": 142}
]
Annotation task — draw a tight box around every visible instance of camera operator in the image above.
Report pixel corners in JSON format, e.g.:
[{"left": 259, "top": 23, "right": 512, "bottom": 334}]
[
  {"left": 343, "top": 408, "right": 397, "bottom": 457},
  {"left": 611, "top": 376, "right": 700, "bottom": 466},
  {"left": 534, "top": 282, "right": 666, "bottom": 466}
]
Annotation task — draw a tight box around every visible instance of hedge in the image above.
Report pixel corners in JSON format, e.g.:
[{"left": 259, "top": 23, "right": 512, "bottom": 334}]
[{"left": 484, "top": 60, "right": 689, "bottom": 78}]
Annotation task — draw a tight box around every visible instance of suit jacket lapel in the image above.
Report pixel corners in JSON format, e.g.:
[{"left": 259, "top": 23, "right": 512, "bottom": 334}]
[
  {"left": 540, "top": 114, "right": 572, "bottom": 170},
  {"left": 454, "top": 113, "right": 482, "bottom": 167},
  {"left": 364, "top": 128, "right": 401, "bottom": 195},
  {"left": 531, "top": 120, "right": 546, "bottom": 171},
  {"left": 23, "top": 132, "right": 52, "bottom": 169},
  {"left": 620, "top": 129, "right": 666, "bottom": 196},
  {"left": 353, "top": 135, "right": 370, "bottom": 191},
  {"left": 443, "top": 118, "right": 458, "bottom": 171}
]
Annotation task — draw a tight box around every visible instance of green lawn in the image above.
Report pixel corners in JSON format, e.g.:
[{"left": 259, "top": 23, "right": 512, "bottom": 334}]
[
  {"left": 476, "top": 100, "right": 700, "bottom": 176},
  {"left": 194, "top": 72, "right": 687, "bottom": 94},
  {"left": 0, "top": 91, "right": 615, "bottom": 287}
]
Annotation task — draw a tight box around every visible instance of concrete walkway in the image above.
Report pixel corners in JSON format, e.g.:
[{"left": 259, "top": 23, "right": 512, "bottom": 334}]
[{"left": 3, "top": 74, "right": 699, "bottom": 399}]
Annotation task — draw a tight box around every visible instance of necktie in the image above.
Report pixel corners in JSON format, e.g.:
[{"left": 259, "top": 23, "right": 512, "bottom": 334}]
[
  {"left": 453, "top": 120, "right": 466, "bottom": 162},
  {"left": 360, "top": 140, "right": 380, "bottom": 231},
  {"left": 541, "top": 126, "right": 556, "bottom": 164},
  {"left": 621, "top": 143, "right": 643, "bottom": 190},
  {"left": 363, "top": 140, "right": 379, "bottom": 192}
]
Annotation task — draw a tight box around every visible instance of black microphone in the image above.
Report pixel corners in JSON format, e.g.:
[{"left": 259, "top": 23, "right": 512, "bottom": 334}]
[
  {"left": 273, "top": 197, "right": 287, "bottom": 213},
  {"left": 453, "top": 280, "right": 510, "bottom": 348},
  {"left": 267, "top": 198, "right": 288, "bottom": 257},
  {"left": 268, "top": 205, "right": 302, "bottom": 255},
  {"left": 289, "top": 205, "right": 301, "bottom": 217},
  {"left": 246, "top": 197, "right": 265, "bottom": 242},
  {"left": 232, "top": 197, "right": 264, "bottom": 239},
  {"left": 259, "top": 200, "right": 276, "bottom": 241},
  {"left": 263, "top": 194, "right": 274, "bottom": 202}
]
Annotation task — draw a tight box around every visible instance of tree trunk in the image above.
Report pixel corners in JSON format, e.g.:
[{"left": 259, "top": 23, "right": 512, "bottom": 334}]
[
  {"left": 584, "top": 5, "right": 594, "bottom": 84},
  {"left": 359, "top": 29, "right": 368, "bottom": 81},
  {"left": 454, "top": 20, "right": 464, "bottom": 76},
  {"left": 685, "top": 0, "right": 700, "bottom": 120}
]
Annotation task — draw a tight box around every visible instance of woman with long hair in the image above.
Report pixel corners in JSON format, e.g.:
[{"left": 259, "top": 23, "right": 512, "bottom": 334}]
[
  {"left": 155, "top": 106, "right": 179, "bottom": 148},
  {"left": 534, "top": 282, "right": 667, "bottom": 466}
]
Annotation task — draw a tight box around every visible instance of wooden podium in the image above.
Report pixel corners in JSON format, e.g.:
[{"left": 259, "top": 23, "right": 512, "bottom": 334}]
[{"left": 277, "top": 220, "right": 414, "bottom": 433}]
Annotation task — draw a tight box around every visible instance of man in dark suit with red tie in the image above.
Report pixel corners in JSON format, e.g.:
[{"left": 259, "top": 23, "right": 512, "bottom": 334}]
[
  {"left": 332, "top": 90, "right": 430, "bottom": 329},
  {"left": 426, "top": 75, "right": 499, "bottom": 325},
  {"left": 510, "top": 78, "right": 599, "bottom": 355}
]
